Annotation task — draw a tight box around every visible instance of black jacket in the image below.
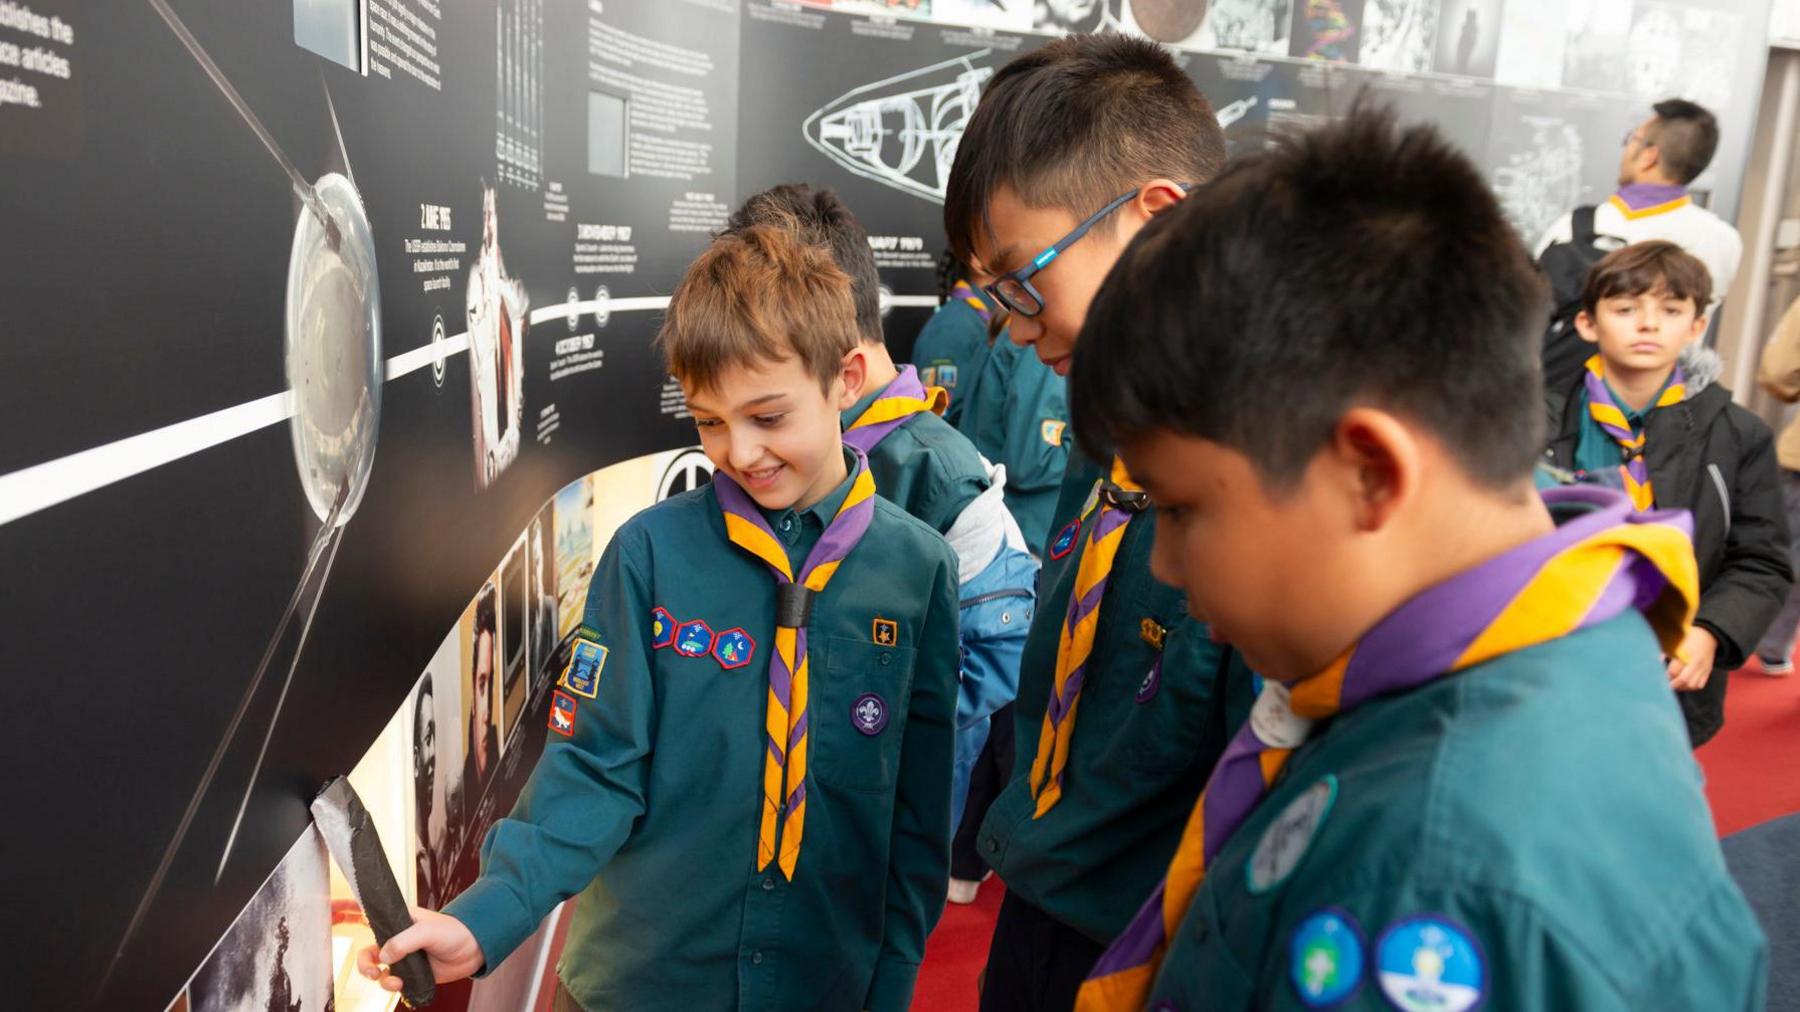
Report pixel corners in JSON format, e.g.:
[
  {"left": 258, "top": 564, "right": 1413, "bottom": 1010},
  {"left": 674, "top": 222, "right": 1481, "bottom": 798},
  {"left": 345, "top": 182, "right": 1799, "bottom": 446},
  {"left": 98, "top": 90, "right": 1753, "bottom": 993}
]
[{"left": 1548, "top": 352, "right": 1793, "bottom": 746}]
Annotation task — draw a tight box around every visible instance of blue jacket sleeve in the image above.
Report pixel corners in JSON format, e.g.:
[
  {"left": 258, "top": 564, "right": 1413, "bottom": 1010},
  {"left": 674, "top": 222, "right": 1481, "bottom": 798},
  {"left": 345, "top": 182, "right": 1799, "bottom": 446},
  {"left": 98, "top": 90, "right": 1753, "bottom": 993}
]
[{"left": 443, "top": 526, "right": 657, "bottom": 971}]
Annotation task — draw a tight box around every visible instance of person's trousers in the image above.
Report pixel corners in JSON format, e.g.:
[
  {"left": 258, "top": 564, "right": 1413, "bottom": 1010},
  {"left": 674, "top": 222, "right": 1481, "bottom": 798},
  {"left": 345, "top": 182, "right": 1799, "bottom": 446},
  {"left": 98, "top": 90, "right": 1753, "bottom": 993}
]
[
  {"left": 1756, "top": 469, "right": 1800, "bottom": 662},
  {"left": 953, "top": 702, "right": 1014, "bottom": 881},
  {"left": 978, "top": 891, "right": 1107, "bottom": 1012}
]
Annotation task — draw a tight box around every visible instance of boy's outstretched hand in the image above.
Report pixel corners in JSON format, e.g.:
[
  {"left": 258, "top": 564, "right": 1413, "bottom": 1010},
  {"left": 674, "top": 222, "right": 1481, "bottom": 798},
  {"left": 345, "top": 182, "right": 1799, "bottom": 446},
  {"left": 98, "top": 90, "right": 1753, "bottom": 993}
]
[
  {"left": 1667, "top": 626, "right": 1718, "bottom": 692},
  {"left": 356, "top": 907, "right": 485, "bottom": 992}
]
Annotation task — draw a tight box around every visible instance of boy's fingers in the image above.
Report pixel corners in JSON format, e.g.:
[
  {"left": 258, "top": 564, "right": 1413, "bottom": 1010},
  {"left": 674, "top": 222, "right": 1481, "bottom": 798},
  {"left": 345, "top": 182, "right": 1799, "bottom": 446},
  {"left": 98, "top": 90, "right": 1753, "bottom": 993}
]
[
  {"left": 355, "top": 944, "right": 382, "bottom": 978},
  {"left": 379, "top": 920, "right": 430, "bottom": 965}
]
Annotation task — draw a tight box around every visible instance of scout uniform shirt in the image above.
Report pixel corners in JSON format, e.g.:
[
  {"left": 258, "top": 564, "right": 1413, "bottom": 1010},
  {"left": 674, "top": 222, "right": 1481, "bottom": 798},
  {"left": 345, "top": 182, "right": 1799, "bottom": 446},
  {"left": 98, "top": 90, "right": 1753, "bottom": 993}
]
[
  {"left": 913, "top": 280, "right": 994, "bottom": 427},
  {"left": 955, "top": 333, "right": 1070, "bottom": 553},
  {"left": 444, "top": 454, "right": 961, "bottom": 1012},
  {"left": 841, "top": 371, "right": 989, "bottom": 536},
  {"left": 976, "top": 453, "right": 1255, "bottom": 944},
  {"left": 1129, "top": 487, "right": 1766, "bottom": 1011}
]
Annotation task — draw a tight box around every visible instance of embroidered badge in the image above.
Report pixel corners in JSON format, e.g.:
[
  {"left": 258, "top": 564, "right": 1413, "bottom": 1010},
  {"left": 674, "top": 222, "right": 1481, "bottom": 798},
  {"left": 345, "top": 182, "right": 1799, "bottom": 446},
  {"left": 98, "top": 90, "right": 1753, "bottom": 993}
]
[
  {"left": 873, "top": 618, "right": 898, "bottom": 647},
  {"left": 938, "top": 363, "right": 959, "bottom": 387},
  {"left": 1136, "top": 656, "right": 1163, "bottom": 704},
  {"left": 674, "top": 619, "right": 714, "bottom": 657},
  {"left": 1290, "top": 909, "right": 1365, "bottom": 1008},
  {"left": 1375, "top": 916, "right": 1485, "bottom": 1012},
  {"left": 1049, "top": 519, "right": 1081, "bottom": 560},
  {"left": 919, "top": 366, "right": 937, "bottom": 386},
  {"left": 713, "top": 628, "right": 756, "bottom": 670},
  {"left": 1247, "top": 775, "right": 1338, "bottom": 894},
  {"left": 650, "top": 607, "right": 675, "bottom": 649},
  {"left": 851, "top": 693, "right": 889, "bottom": 735},
  {"left": 560, "top": 637, "right": 608, "bottom": 699},
  {"left": 549, "top": 690, "right": 578, "bottom": 736},
  {"left": 1041, "top": 418, "right": 1067, "bottom": 446},
  {"left": 1140, "top": 617, "right": 1167, "bottom": 651}
]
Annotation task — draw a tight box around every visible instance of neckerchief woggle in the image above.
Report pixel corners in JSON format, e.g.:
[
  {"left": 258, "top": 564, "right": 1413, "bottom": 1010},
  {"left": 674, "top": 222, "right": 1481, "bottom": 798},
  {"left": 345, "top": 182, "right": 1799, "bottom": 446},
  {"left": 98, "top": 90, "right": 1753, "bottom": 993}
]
[
  {"left": 1076, "top": 484, "right": 1699, "bottom": 1010},
  {"left": 1584, "top": 354, "right": 1684, "bottom": 510},
  {"left": 1028, "top": 458, "right": 1147, "bottom": 816},
  {"left": 951, "top": 279, "right": 994, "bottom": 325},
  {"left": 713, "top": 449, "right": 878, "bottom": 879},
  {"left": 843, "top": 365, "right": 948, "bottom": 454}
]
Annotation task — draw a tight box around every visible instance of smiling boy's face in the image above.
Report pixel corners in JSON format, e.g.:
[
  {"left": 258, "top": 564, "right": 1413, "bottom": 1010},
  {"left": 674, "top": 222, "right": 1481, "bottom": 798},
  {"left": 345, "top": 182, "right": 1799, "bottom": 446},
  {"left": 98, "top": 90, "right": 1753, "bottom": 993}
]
[{"left": 684, "top": 352, "right": 855, "bottom": 512}]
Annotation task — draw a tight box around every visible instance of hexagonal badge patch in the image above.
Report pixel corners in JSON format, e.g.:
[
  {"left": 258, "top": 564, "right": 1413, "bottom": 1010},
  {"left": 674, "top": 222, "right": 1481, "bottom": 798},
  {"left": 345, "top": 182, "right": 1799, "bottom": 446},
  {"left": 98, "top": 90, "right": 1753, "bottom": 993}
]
[
  {"left": 712, "top": 628, "right": 756, "bottom": 670},
  {"left": 674, "top": 619, "right": 715, "bottom": 658}
]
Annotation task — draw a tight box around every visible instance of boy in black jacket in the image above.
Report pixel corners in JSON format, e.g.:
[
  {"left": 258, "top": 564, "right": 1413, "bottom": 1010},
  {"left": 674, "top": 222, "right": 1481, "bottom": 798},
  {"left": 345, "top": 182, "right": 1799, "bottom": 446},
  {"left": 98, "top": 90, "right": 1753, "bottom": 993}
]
[{"left": 1548, "top": 240, "right": 1793, "bottom": 745}]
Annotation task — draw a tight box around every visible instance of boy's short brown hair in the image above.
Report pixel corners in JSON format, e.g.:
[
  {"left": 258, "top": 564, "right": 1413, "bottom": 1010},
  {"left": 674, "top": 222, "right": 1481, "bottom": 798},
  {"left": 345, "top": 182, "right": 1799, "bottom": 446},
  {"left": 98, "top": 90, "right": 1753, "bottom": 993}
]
[
  {"left": 658, "top": 215, "right": 858, "bottom": 393},
  {"left": 1580, "top": 240, "right": 1713, "bottom": 316}
]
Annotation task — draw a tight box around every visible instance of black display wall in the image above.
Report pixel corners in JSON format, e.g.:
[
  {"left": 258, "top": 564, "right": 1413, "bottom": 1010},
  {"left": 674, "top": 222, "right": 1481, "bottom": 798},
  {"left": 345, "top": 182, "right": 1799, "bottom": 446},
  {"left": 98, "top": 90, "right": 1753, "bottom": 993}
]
[{"left": 0, "top": 0, "right": 1771, "bottom": 1008}]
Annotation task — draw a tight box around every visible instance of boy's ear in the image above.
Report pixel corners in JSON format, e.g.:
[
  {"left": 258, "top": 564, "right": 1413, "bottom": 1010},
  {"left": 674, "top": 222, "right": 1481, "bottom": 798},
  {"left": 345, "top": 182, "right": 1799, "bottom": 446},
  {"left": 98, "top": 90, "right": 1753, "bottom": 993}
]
[
  {"left": 1689, "top": 308, "right": 1710, "bottom": 342},
  {"left": 1131, "top": 178, "right": 1189, "bottom": 222},
  {"left": 837, "top": 346, "right": 868, "bottom": 410},
  {"left": 1574, "top": 310, "right": 1601, "bottom": 345},
  {"left": 1328, "top": 408, "right": 1420, "bottom": 535}
]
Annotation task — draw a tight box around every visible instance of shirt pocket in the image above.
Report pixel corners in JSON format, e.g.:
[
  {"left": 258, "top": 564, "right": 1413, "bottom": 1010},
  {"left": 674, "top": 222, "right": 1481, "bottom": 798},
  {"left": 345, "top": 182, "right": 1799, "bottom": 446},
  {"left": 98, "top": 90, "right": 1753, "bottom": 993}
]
[
  {"left": 810, "top": 635, "right": 917, "bottom": 794},
  {"left": 1120, "top": 594, "right": 1221, "bottom": 774}
]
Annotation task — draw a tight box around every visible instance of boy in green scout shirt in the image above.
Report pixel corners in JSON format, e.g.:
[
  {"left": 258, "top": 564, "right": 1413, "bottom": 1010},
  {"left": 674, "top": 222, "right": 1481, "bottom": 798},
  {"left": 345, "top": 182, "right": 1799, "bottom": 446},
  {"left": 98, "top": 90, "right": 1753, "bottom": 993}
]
[
  {"left": 359, "top": 217, "right": 961, "bottom": 1011},
  {"left": 726, "top": 185, "right": 1036, "bottom": 837},
  {"left": 942, "top": 34, "right": 1255, "bottom": 1009},
  {"left": 1068, "top": 108, "right": 1765, "bottom": 1011}
]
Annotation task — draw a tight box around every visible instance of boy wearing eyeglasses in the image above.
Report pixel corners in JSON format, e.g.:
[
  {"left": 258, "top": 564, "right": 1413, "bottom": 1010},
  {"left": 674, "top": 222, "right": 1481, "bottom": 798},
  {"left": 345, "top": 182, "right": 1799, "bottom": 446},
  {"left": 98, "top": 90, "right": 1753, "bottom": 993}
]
[{"left": 943, "top": 34, "right": 1256, "bottom": 1011}]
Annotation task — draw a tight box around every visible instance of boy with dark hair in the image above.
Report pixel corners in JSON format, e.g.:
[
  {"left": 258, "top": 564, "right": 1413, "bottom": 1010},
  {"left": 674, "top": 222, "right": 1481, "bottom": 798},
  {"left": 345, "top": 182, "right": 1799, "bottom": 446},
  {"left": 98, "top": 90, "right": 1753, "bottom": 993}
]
[
  {"left": 725, "top": 183, "right": 1035, "bottom": 838},
  {"left": 1548, "top": 240, "right": 1791, "bottom": 745},
  {"left": 943, "top": 32, "right": 1248, "bottom": 1010},
  {"left": 1069, "top": 106, "right": 1764, "bottom": 1010},
  {"left": 360, "top": 217, "right": 960, "bottom": 1012}
]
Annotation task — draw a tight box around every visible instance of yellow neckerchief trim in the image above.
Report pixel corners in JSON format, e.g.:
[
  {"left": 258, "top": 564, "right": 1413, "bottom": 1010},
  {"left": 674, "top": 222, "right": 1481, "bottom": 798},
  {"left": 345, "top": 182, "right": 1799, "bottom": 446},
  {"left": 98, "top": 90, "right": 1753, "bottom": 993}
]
[{"left": 1609, "top": 193, "right": 1692, "bottom": 220}]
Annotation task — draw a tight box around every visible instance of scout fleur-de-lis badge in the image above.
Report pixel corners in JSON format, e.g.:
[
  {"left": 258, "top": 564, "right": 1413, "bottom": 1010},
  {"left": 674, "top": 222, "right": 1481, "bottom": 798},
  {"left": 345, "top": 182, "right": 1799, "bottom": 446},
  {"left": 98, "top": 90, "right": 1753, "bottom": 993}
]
[{"left": 873, "top": 617, "right": 898, "bottom": 647}]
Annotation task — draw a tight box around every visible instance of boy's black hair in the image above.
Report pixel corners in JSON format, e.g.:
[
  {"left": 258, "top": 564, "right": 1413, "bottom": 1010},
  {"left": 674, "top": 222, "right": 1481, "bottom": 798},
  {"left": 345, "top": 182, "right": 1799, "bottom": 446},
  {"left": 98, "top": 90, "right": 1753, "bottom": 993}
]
[
  {"left": 1069, "top": 105, "right": 1550, "bottom": 492},
  {"left": 944, "top": 33, "right": 1226, "bottom": 267},
  {"left": 1649, "top": 98, "right": 1720, "bottom": 186},
  {"left": 726, "top": 183, "right": 883, "bottom": 345}
]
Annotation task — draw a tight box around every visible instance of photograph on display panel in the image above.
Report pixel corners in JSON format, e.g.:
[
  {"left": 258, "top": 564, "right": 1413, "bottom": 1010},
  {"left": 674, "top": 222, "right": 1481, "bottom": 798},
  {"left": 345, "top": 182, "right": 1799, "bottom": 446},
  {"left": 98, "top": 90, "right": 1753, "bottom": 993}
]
[
  {"left": 412, "top": 630, "right": 469, "bottom": 911},
  {"left": 1359, "top": 0, "right": 1438, "bottom": 72},
  {"left": 500, "top": 531, "right": 531, "bottom": 745},
  {"left": 1626, "top": 3, "right": 1744, "bottom": 117},
  {"left": 170, "top": 830, "right": 333, "bottom": 1012},
  {"left": 1433, "top": 0, "right": 1503, "bottom": 78},
  {"left": 1292, "top": 0, "right": 1367, "bottom": 62},
  {"left": 1194, "top": 0, "right": 1295, "bottom": 54},
  {"left": 1492, "top": 0, "right": 1567, "bottom": 87},
  {"left": 460, "top": 579, "right": 505, "bottom": 840},
  {"left": 1560, "top": 0, "right": 1633, "bottom": 93},
  {"left": 554, "top": 475, "right": 597, "bottom": 640},
  {"left": 528, "top": 505, "right": 562, "bottom": 701}
]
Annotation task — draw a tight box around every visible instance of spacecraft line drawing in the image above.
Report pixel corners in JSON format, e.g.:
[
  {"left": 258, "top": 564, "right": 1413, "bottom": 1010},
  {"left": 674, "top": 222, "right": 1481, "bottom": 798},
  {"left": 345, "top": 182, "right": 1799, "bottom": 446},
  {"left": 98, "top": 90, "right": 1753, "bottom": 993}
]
[{"left": 802, "top": 50, "right": 995, "bottom": 205}]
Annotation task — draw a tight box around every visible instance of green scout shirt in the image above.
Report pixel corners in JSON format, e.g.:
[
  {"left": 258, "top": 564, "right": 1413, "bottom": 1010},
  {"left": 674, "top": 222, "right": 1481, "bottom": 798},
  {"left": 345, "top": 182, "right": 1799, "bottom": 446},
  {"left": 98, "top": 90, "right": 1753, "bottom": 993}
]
[
  {"left": 977, "top": 453, "right": 1256, "bottom": 943},
  {"left": 445, "top": 460, "right": 961, "bottom": 1012},
  {"left": 911, "top": 295, "right": 990, "bottom": 427},
  {"left": 956, "top": 333, "right": 1070, "bottom": 553},
  {"left": 843, "top": 377, "right": 990, "bottom": 537},
  {"left": 1147, "top": 615, "right": 1766, "bottom": 1010},
  {"left": 1573, "top": 371, "right": 1679, "bottom": 482}
]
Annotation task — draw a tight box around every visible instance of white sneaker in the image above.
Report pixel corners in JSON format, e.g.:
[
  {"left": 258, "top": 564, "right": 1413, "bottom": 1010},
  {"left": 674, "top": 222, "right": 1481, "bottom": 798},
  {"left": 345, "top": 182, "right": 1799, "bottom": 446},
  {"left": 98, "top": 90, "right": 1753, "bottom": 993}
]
[
  {"left": 1762, "top": 656, "right": 1794, "bottom": 676},
  {"left": 947, "top": 877, "right": 982, "bottom": 905}
]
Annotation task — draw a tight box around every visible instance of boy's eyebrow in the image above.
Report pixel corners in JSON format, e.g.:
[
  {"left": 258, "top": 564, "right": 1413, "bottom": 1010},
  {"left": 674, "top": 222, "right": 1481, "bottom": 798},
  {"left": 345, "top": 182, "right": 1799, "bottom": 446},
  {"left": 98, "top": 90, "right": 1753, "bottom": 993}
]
[
  {"left": 984, "top": 244, "right": 1021, "bottom": 276},
  {"left": 736, "top": 392, "right": 790, "bottom": 411}
]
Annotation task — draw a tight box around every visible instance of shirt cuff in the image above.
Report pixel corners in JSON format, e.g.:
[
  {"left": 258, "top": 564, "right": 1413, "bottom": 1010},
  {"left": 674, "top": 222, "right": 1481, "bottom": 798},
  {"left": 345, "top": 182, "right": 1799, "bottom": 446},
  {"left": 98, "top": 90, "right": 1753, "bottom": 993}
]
[
  {"left": 441, "top": 876, "right": 537, "bottom": 979},
  {"left": 864, "top": 955, "right": 921, "bottom": 1012}
]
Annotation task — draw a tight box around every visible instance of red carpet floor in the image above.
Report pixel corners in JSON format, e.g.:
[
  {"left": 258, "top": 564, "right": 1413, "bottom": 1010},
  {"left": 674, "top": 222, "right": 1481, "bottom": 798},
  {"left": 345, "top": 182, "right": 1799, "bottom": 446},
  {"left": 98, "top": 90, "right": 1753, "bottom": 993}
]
[
  {"left": 1700, "top": 660, "right": 1800, "bottom": 836},
  {"left": 910, "top": 664, "right": 1800, "bottom": 1010}
]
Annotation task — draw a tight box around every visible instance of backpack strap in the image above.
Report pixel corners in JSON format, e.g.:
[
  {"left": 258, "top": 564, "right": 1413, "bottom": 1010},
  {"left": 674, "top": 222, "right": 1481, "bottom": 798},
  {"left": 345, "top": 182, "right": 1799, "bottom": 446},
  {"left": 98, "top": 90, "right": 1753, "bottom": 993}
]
[{"left": 1572, "top": 204, "right": 1597, "bottom": 243}]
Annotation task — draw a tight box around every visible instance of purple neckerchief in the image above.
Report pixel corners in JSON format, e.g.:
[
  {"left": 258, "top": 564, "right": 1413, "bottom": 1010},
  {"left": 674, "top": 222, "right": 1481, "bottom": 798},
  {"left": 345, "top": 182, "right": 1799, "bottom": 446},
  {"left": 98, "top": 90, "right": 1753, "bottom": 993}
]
[
  {"left": 1088, "top": 484, "right": 1695, "bottom": 982},
  {"left": 1044, "top": 504, "right": 1135, "bottom": 733},
  {"left": 1615, "top": 182, "right": 1689, "bottom": 211},
  {"left": 713, "top": 448, "right": 876, "bottom": 829},
  {"left": 842, "top": 365, "right": 931, "bottom": 455}
]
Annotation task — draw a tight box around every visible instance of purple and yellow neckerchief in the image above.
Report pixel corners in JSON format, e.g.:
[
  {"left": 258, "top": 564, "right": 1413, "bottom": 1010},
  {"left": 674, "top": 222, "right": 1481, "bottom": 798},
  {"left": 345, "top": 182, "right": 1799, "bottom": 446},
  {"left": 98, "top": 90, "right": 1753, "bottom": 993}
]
[
  {"left": 1610, "top": 182, "right": 1691, "bottom": 220},
  {"left": 1584, "top": 354, "right": 1685, "bottom": 510},
  {"left": 1027, "top": 458, "right": 1147, "bottom": 816},
  {"left": 714, "top": 450, "right": 878, "bottom": 879},
  {"left": 1075, "top": 484, "right": 1699, "bottom": 1010},
  {"left": 951, "top": 279, "right": 994, "bottom": 325},
  {"left": 842, "top": 364, "right": 949, "bottom": 455}
]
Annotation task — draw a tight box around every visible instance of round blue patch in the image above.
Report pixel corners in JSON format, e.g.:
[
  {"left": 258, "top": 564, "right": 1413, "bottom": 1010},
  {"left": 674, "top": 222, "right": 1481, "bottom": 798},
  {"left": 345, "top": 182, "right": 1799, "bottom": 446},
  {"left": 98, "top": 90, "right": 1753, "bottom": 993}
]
[
  {"left": 1049, "top": 519, "right": 1080, "bottom": 560},
  {"left": 1375, "top": 916, "right": 1485, "bottom": 1012},
  {"left": 851, "top": 693, "right": 888, "bottom": 735},
  {"left": 1289, "top": 909, "right": 1364, "bottom": 1008}
]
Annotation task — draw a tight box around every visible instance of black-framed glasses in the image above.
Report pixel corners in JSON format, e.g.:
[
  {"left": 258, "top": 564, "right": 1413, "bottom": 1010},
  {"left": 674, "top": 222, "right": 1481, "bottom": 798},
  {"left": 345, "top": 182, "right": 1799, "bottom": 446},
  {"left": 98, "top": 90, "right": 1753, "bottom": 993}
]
[{"left": 984, "top": 185, "right": 1191, "bottom": 318}]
